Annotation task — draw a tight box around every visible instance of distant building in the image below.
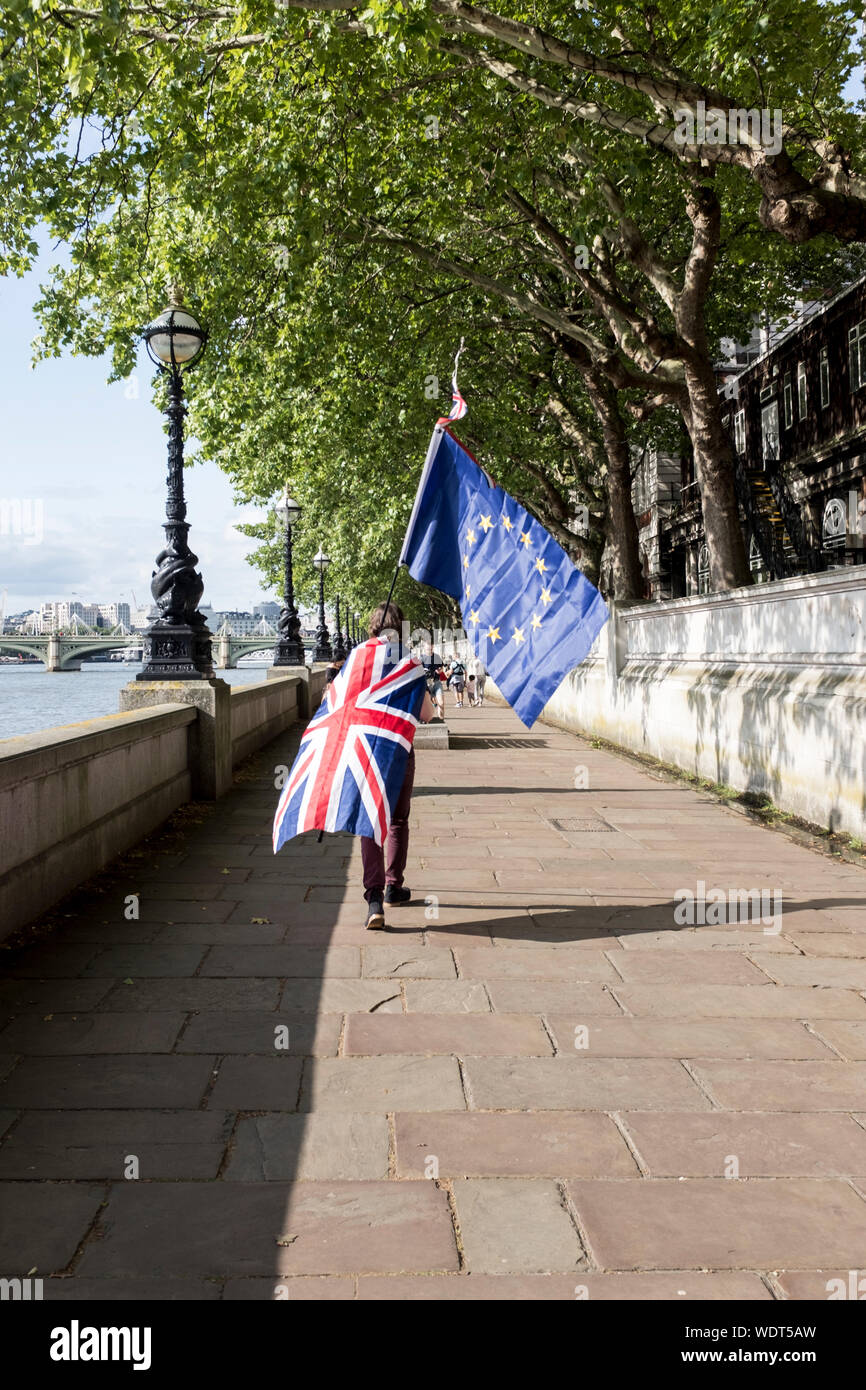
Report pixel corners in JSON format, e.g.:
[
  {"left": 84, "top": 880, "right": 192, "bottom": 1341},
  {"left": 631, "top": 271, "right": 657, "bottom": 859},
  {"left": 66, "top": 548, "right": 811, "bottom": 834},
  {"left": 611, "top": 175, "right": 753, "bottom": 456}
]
[
  {"left": 97, "top": 602, "right": 131, "bottom": 629},
  {"left": 253, "top": 601, "right": 281, "bottom": 620}
]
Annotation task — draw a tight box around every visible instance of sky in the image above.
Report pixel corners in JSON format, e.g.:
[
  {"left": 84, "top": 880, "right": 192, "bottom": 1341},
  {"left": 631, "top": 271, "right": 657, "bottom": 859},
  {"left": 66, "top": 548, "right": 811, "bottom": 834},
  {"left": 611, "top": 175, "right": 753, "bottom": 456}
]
[{"left": 0, "top": 241, "right": 275, "bottom": 618}]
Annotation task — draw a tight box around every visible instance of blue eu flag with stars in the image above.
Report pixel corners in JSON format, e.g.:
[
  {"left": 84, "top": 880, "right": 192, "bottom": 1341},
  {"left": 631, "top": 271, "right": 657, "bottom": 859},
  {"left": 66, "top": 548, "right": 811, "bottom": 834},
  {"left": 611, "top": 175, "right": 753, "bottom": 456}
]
[{"left": 400, "top": 426, "right": 609, "bottom": 727}]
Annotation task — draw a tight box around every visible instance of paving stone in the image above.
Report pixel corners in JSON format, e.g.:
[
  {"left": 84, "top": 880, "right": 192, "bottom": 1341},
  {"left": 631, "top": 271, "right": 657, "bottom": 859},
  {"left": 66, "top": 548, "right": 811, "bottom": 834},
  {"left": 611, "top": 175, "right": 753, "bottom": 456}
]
[
  {"left": 176, "top": 1011, "right": 341, "bottom": 1056},
  {"left": 300, "top": 1056, "right": 466, "bottom": 1112},
  {"left": 225, "top": 1113, "right": 389, "bottom": 1180},
  {"left": 0, "top": 1055, "right": 215, "bottom": 1109},
  {"left": 452, "top": 1178, "right": 584, "bottom": 1273},
  {"left": 787, "top": 934, "right": 866, "bottom": 957},
  {"left": 223, "top": 1277, "right": 355, "bottom": 1299},
  {"left": 614, "top": 928, "right": 798, "bottom": 952},
  {"left": 395, "top": 1111, "right": 637, "bottom": 1178},
  {"left": 96, "top": 978, "right": 281, "bottom": 1011},
  {"left": 154, "top": 922, "right": 286, "bottom": 944},
  {"left": 0, "top": 1109, "right": 232, "bottom": 1179},
  {"left": 610, "top": 984, "right": 866, "bottom": 1018},
  {"left": 45, "top": 1277, "right": 222, "bottom": 1300},
  {"left": 609, "top": 951, "right": 769, "bottom": 985},
  {"left": 207, "top": 1056, "right": 303, "bottom": 1110},
  {"left": 403, "top": 980, "right": 490, "bottom": 1012},
  {"left": 0, "top": 1183, "right": 105, "bottom": 1273},
  {"left": 362, "top": 946, "right": 456, "bottom": 979},
  {"left": 200, "top": 946, "right": 360, "bottom": 978},
  {"left": 132, "top": 900, "right": 239, "bottom": 924},
  {"left": 0, "top": 979, "right": 114, "bottom": 1012},
  {"left": 279, "top": 979, "right": 403, "bottom": 1013},
  {"left": 691, "top": 1060, "right": 866, "bottom": 1111},
  {"left": 567, "top": 1178, "right": 866, "bottom": 1269},
  {"left": 457, "top": 947, "right": 619, "bottom": 981},
  {"left": 0, "top": 1012, "right": 185, "bottom": 1054},
  {"left": 3, "top": 944, "right": 103, "bottom": 977},
  {"left": 345, "top": 1014, "right": 552, "bottom": 1056},
  {"left": 543, "top": 1017, "right": 832, "bottom": 1059},
  {"left": 78, "top": 1181, "right": 458, "bottom": 1276},
  {"left": 80, "top": 945, "right": 207, "bottom": 978},
  {"left": 809, "top": 1020, "right": 866, "bottom": 1059},
  {"left": 621, "top": 1111, "right": 866, "bottom": 1177},
  {"left": 485, "top": 982, "right": 624, "bottom": 1014},
  {"left": 749, "top": 955, "right": 866, "bottom": 989},
  {"left": 354, "top": 1271, "right": 771, "bottom": 1299},
  {"left": 464, "top": 1057, "right": 709, "bottom": 1111}
]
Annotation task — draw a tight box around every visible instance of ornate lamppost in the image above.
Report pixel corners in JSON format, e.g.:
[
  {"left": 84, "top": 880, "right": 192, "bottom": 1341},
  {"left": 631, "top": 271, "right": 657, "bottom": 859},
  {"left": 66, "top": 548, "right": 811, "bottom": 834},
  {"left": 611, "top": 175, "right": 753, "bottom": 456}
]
[
  {"left": 344, "top": 608, "right": 354, "bottom": 654},
  {"left": 354, "top": 612, "right": 361, "bottom": 644},
  {"left": 138, "top": 288, "right": 212, "bottom": 680},
  {"left": 313, "top": 547, "right": 332, "bottom": 661},
  {"left": 272, "top": 487, "right": 304, "bottom": 666},
  {"left": 333, "top": 595, "right": 347, "bottom": 662}
]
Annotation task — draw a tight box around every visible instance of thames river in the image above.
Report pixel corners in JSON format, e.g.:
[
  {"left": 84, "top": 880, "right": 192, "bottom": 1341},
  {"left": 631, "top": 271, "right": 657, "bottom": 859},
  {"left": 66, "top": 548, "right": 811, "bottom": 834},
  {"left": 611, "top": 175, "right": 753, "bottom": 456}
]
[{"left": 0, "top": 662, "right": 272, "bottom": 740}]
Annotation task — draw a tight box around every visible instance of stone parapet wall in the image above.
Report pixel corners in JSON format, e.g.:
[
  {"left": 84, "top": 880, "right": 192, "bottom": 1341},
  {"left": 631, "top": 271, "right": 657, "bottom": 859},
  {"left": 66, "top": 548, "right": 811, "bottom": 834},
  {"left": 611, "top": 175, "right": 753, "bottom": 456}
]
[{"left": 487, "top": 566, "right": 866, "bottom": 839}]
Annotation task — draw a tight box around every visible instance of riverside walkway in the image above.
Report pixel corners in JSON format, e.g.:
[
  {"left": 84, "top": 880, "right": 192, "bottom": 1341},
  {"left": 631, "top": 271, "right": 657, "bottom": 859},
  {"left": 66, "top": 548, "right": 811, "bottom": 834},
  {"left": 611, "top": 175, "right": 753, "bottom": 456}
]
[{"left": 1, "top": 703, "right": 866, "bottom": 1300}]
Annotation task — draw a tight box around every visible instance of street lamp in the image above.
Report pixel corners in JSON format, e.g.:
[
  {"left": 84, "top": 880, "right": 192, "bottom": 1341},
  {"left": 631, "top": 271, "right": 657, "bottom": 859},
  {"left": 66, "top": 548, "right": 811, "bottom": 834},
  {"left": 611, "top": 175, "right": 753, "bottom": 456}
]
[
  {"left": 354, "top": 611, "right": 360, "bottom": 645},
  {"left": 313, "top": 547, "right": 332, "bottom": 661},
  {"left": 333, "top": 595, "right": 347, "bottom": 662},
  {"left": 272, "top": 487, "right": 304, "bottom": 666},
  {"left": 344, "top": 606, "right": 354, "bottom": 654},
  {"left": 137, "top": 286, "right": 212, "bottom": 680}
]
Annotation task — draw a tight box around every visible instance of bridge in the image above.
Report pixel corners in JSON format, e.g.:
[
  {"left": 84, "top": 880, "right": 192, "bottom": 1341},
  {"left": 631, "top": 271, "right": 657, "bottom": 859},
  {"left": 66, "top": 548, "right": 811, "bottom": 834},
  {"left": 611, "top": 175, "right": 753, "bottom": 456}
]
[
  {"left": 0, "top": 624, "right": 318, "bottom": 671},
  {"left": 0, "top": 631, "right": 142, "bottom": 672}
]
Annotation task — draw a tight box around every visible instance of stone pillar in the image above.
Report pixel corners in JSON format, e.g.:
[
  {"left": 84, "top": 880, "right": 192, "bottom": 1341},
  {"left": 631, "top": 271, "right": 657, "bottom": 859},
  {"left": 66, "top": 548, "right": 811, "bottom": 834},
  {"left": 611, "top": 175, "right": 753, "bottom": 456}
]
[
  {"left": 45, "top": 635, "right": 80, "bottom": 671},
  {"left": 119, "top": 678, "right": 232, "bottom": 799},
  {"left": 267, "top": 663, "right": 330, "bottom": 720},
  {"left": 214, "top": 633, "right": 233, "bottom": 670}
]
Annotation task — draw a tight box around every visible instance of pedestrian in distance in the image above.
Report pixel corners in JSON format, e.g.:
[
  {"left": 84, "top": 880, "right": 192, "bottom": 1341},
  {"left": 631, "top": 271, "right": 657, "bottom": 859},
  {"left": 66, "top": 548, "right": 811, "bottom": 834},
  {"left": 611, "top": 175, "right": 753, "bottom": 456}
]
[{"left": 447, "top": 657, "right": 466, "bottom": 708}]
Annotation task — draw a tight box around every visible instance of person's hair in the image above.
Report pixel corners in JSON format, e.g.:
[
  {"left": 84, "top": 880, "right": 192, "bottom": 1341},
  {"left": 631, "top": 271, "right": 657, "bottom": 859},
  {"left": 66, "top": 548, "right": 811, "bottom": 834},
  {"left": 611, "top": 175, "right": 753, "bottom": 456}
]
[{"left": 368, "top": 601, "right": 404, "bottom": 638}]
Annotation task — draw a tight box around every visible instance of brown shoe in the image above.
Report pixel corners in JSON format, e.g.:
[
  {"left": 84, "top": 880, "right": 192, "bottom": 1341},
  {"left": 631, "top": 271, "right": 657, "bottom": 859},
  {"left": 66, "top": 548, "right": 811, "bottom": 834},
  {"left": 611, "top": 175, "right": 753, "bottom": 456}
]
[{"left": 365, "top": 899, "right": 386, "bottom": 930}]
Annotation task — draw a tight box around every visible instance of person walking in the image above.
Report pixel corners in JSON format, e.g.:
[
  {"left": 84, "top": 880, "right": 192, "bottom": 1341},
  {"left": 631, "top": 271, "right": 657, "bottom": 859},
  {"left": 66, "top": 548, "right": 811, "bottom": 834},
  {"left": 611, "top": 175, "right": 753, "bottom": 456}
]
[
  {"left": 427, "top": 654, "right": 446, "bottom": 721},
  {"left": 359, "top": 602, "right": 434, "bottom": 929},
  {"left": 446, "top": 656, "right": 466, "bottom": 708},
  {"left": 467, "top": 652, "right": 487, "bottom": 706}
]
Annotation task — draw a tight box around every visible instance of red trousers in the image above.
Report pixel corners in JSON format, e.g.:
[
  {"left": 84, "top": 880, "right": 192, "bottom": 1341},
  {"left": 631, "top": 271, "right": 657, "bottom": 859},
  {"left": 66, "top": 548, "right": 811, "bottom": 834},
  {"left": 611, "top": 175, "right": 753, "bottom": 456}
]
[{"left": 361, "top": 749, "right": 415, "bottom": 901}]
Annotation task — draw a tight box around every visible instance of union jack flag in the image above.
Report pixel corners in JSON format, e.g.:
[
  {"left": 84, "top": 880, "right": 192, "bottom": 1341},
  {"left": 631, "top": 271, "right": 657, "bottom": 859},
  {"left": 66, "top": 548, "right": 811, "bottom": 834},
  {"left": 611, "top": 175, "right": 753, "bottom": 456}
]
[{"left": 273, "top": 637, "right": 428, "bottom": 852}]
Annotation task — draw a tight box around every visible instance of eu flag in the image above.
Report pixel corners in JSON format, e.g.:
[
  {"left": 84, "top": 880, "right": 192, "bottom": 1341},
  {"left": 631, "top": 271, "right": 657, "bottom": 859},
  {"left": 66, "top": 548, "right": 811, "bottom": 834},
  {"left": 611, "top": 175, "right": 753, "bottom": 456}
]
[{"left": 400, "top": 426, "right": 609, "bottom": 727}]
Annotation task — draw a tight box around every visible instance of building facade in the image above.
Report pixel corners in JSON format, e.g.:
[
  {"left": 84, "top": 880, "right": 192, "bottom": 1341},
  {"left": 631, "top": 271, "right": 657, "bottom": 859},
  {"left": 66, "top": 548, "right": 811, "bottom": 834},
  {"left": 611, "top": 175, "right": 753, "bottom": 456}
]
[{"left": 635, "top": 276, "right": 866, "bottom": 599}]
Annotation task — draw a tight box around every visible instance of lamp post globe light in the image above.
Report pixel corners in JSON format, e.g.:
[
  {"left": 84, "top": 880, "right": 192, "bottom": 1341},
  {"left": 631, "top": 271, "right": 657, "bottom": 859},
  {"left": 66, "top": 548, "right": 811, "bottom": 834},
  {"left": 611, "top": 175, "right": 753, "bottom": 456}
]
[
  {"left": 137, "top": 287, "right": 212, "bottom": 680},
  {"left": 333, "top": 594, "right": 347, "bottom": 662},
  {"left": 313, "top": 547, "right": 333, "bottom": 661},
  {"left": 272, "top": 487, "right": 304, "bottom": 666}
]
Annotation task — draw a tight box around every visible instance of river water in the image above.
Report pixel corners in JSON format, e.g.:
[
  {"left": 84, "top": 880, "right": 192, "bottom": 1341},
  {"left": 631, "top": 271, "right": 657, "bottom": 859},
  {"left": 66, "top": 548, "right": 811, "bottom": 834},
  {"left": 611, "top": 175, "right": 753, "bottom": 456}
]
[{"left": 0, "top": 661, "right": 273, "bottom": 741}]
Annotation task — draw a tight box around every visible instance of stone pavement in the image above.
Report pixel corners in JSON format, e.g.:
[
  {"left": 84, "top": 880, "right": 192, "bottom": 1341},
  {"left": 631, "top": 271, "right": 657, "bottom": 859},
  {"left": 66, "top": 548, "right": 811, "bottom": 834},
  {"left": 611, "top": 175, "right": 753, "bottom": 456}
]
[{"left": 1, "top": 702, "right": 866, "bottom": 1301}]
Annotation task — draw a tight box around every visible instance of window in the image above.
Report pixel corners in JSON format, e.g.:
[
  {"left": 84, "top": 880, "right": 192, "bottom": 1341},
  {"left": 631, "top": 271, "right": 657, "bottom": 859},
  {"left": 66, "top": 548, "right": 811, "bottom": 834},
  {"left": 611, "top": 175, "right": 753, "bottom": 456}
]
[
  {"left": 733, "top": 409, "right": 746, "bottom": 454},
  {"left": 783, "top": 373, "right": 793, "bottom": 427},
  {"left": 797, "top": 362, "right": 807, "bottom": 419},
  {"left": 849, "top": 321, "right": 866, "bottom": 391},
  {"left": 761, "top": 401, "right": 779, "bottom": 463},
  {"left": 820, "top": 347, "right": 830, "bottom": 408},
  {"left": 697, "top": 544, "right": 710, "bottom": 596}
]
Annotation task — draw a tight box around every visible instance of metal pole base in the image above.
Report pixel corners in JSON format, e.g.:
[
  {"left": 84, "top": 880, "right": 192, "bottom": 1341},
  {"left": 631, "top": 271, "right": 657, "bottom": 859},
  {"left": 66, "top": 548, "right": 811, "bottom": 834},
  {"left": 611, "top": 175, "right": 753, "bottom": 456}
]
[{"left": 137, "top": 623, "right": 214, "bottom": 680}]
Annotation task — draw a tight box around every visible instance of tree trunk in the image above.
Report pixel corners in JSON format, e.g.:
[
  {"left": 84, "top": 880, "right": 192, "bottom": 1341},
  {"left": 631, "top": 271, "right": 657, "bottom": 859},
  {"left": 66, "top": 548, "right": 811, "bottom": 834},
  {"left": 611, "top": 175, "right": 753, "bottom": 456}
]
[
  {"left": 586, "top": 376, "right": 644, "bottom": 602},
  {"left": 682, "top": 360, "right": 751, "bottom": 590}
]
